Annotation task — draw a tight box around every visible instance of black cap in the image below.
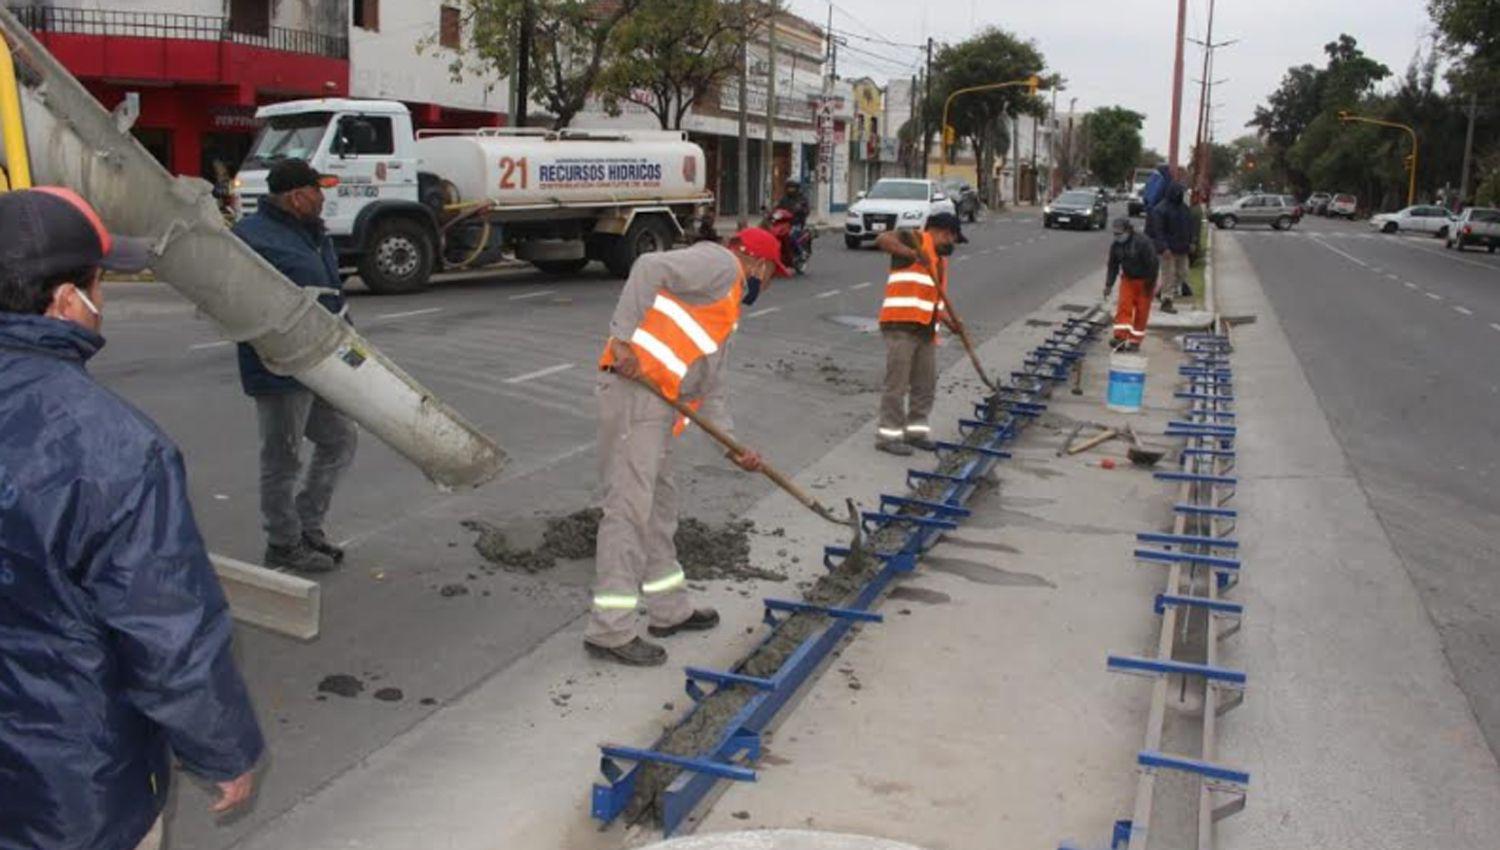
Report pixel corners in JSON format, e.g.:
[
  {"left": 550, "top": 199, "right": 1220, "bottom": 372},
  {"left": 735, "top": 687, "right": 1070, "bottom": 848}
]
[
  {"left": 1111, "top": 217, "right": 1133, "bottom": 234},
  {"left": 0, "top": 187, "right": 152, "bottom": 281},
  {"left": 267, "top": 159, "right": 333, "bottom": 194},
  {"left": 926, "top": 211, "right": 969, "bottom": 243}
]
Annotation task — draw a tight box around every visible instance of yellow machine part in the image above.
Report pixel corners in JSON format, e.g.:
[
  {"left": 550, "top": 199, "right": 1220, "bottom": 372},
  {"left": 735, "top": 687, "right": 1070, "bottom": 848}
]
[{"left": 0, "top": 31, "right": 31, "bottom": 190}]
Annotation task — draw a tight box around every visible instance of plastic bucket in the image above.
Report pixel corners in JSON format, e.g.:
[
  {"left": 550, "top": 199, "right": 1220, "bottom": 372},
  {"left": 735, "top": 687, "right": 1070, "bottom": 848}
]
[{"left": 1106, "top": 353, "right": 1147, "bottom": 413}]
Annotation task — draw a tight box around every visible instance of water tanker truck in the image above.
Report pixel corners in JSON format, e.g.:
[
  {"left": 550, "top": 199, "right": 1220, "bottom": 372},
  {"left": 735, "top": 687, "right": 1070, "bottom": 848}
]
[{"left": 234, "top": 100, "right": 714, "bottom": 293}]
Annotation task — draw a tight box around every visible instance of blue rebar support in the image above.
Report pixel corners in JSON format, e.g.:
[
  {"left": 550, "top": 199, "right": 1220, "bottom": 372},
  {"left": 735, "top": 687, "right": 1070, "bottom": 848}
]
[{"left": 1106, "top": 655, "right": 1247, "bottom": 686}]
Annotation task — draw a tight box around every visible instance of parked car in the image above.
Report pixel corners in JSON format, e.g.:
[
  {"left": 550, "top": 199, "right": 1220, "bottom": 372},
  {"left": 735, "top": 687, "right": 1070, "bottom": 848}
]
[
  {"left": 1306, "top": 192, "right": 1332, "bottom": 216},
  {"left": 1328, "top": 193, "right": 1358, "bottom": 218},
  {"left": 1369, "top": 205, "right": 1456, "bottom": 237},
  {"left": 939, "top": 178, "right": 981, "bottom": 223},
  {"left": 1445, "top": 207, "right": 1500, "bottom": 252},
  {"left": 1043, "top": 189, "right": 1108, "bottom": 230},
  {"left": 1126, "top": 190, "right": 1145, "bottom": 217},
  {"left": 1209, "top": 194, "right": 1304, "bottom": 230},
  {"left": 844, "top": 178, "right": 958, "bottom": 248}
]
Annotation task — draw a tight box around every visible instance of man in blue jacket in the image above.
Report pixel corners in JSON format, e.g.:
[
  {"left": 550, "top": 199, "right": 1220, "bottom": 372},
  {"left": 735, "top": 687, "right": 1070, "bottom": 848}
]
[
  {"left": 1147, "top": 181, "right": 1195, "bottom": 314},
  {"left": 233, "top": 159, "right": 358, "bottom": 574},
  {"left": 0, "top": 187, "right": 264, "bottom": 850}
]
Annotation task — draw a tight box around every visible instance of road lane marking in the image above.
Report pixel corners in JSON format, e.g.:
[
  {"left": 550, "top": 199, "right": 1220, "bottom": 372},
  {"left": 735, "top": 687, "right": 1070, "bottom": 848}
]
[
  {"left": 1398, "top": 237, "right": 1500, "bottom": 271},
  {"left": 1426, "top": 292, "right": 1442, "bottom": 301},
  {"left": 747, "top": 306, "right": 780, "bottom": 318},
  {"left": 849, "top": 282, "right": 872, "bottom": 290},
  {"left": 188, "top": 340, "right": 232, "bottom": 351},
  {"left": 508, "top": 289, "right": 556, "bottom": 301},
  {"left": 1310, "top": 236, "right": 1370, "bottom": 268},
  {"left": 1492, "top": 323, "right": 1500, "bottom": 333},
  {"left": 1454, "top": 306, "right": 1473, "bottom": 316},
  {"left": 815, "top": 289, "right": 841, "bottom": 299},
  {"left": 505, "top": 363, "right": 575, "bottom": 384},
  {"left": 375, "top": 307, "right": 442, "bottom": 321},
  {"left": 1403, "top": 281, "right": 1419, "bottom": 289},
  {"left": 1383, "top": 273, "right": 1400, "bottom": 281}
]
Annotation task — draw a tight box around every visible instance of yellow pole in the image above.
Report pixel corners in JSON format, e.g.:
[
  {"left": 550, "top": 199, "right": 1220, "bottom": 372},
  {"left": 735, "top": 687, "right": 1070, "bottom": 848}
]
[
  {"left": 939, "top": 76, "right": 1042, "bottom": 180},
  {"left": 0, "top": 32, "right": 32, "bottom": 190},
  {"left": 1337, "top": 112, "right": 1417, "bottom": 207}
]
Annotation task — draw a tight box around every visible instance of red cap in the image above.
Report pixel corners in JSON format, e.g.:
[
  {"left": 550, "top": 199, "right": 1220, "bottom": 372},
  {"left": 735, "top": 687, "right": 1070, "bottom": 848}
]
[{"left": 733, "top": 226, "right": 792, "bottom": 277}]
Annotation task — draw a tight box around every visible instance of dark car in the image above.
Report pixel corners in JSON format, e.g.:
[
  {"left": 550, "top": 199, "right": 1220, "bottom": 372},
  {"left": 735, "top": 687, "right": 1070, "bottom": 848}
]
[
  {"left": 1043, "top": 190, "right": 1108, "bottom": 230},
  {"left": 939, "top": 179, "right": 981, "bottom": 222}
]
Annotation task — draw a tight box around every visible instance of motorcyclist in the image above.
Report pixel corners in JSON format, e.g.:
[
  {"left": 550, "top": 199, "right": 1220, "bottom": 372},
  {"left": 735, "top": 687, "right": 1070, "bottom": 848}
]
[{"left": 774, "top": 180, "right": 810, "bottom": 227}]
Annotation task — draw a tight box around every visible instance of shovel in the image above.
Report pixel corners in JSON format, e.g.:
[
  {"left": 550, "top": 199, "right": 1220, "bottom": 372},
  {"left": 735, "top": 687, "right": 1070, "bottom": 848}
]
[
  {"left": 627, "top": 374, "right": 865, "bottom": 551},
  {"left": 1122, "top": 425, "right": 1166, "bottom": 467}
]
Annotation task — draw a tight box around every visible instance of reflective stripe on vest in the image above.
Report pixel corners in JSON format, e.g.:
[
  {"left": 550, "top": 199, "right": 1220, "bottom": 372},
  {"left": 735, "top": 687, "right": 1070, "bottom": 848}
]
[{"left": 879, "top": 231, "right": 947, "bottom": 325}]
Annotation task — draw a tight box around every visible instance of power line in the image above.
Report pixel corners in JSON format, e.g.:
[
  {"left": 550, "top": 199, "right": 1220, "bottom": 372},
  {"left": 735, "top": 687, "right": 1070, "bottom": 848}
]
[
  {"left": 826, "top": 23, "right": 925, "bottom": 51},
  {"left": 828, "top": 2, "right": 922, "bottom": 50}
]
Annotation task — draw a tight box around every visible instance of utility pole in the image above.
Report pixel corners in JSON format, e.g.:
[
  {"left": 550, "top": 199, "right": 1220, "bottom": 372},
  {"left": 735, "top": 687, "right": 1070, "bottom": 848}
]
[
  {"left": 513, "top": 0, "right": 532, "bottom": 126},
  {"left": 1064, "top": 95, "right": 1076, "bottom": 189},
  {"left": 763, "top": 0, "right": 778, "bottom": 210},
  {"left": 736, "top": 0, "right": 750, "bottom": 228},
  {"left": 815, "top": 2, "right": 833, "bottom": 223},
  {"left": 1168, "top": 0, "right": 1187, "bottom": 174},
  {"left": 1048, "top": 84, "right": 1060, "bottom": 200},
  {"left": 922, "top": 37, "right": 933, "bottom": 178},
  {"left": 1459, "top": 89, "right": 1478, "bottom": 206},
  {"left": 908, "top": 73, "right": 917, "bottom": 176},
  {"left": 1189, "top": 0, "right": 1235, "bottom": 202},
  {"left": 1030, "top": 109, "right": 1038, "bottom": 203}
]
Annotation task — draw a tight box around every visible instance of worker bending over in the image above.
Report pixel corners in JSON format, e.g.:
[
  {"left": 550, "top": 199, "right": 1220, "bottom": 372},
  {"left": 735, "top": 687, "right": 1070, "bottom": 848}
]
[
  {"left": 1104, "top": 217, "right": 1160, "bottom": 351},
  {"left": 588, "top": 228, "right": 787, "bottom": 667},
  {"left": 872, "top": 212, "right": 967, "bottom": 456}
]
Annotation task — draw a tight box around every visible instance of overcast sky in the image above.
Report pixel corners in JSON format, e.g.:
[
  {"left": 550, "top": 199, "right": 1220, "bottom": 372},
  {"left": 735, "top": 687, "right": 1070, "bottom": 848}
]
[{"left": 786, "top": 0, "right": 1439, "bottom": 156}]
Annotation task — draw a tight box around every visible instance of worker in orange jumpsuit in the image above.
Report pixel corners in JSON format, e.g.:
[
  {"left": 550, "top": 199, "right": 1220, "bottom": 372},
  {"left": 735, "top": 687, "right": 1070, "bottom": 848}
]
[{"left": 1104, "top": 217, "right": 1161, "bottom": 352}]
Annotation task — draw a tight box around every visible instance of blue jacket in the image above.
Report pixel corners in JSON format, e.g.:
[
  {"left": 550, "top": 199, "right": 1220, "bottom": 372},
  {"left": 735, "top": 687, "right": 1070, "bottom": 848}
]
[
  {"left": 1142, "top": 164, "right": 1173, "bottom": 211},
  {"left": 1148, "top": 183, "right": 1195, "bottom": 254},
  {"left": 0, "top": 314, "right": 264, "bottom": 850},
  {"left": 232, "top": 202, "right": 346, "bottom": 396}
]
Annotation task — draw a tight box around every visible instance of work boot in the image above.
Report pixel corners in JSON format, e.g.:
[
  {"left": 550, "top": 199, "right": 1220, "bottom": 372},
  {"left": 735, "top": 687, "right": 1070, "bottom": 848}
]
[
  {"left": 1110, "top": 337, "right": 1130, "bottom": 351},
  {"left": 265, "top": 541, "right": 338, "bottom": 574},
  {"left": 905, "top": 433, "right": 938, "bottom": 451},
  {"left": 585, "top": 637, "right": 667, "bottom": 667},
  {"left": 302, "top": 530, "right": 345, "bottom": 563},
  {"left": 1159, "top": 298, "right": 1177, "bottom": 314},
  {"left": 648, "top": 608, "right": 721, "bottom": 638},
  {"left": 1124, "top": 342, "right": 1142, "bottom": 353},
  {"left": 876, "top": 439, "right": 914, "bottom": 457}
]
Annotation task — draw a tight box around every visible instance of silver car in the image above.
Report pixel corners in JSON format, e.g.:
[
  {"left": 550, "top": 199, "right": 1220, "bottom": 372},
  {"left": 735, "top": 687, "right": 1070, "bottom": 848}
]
[{"left": 1210, "top": 194, "right": 1304, "bottom": 230}]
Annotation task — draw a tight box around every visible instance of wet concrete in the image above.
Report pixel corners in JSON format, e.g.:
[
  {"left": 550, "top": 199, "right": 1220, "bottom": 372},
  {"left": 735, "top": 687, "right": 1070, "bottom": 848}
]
[
  {"left": 317, "top": 674, "right": 364, "bottom": 698},
  {"left": 921, "top": 556, "right": 1054, "bottom": 588},
  {"left": 887, "top": 586, "right": 951, "bottom": 605},
  {"left": 822, "top": 314, "right": 882, "bottom": 334}
]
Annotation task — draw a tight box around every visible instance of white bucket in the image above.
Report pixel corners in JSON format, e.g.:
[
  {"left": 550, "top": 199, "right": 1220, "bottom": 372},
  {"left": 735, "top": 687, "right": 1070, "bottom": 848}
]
[{"left": 1106, "top": 352, "right": 1147, "bottom": 413}]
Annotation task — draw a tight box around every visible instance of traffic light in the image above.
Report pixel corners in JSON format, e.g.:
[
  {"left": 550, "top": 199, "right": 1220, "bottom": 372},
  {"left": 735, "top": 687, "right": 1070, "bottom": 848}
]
[
  {"left": 1027, "top": 74, "right": 1041, "bottom": 94},
  {"left": 943, "top": 125, "right": 956, "bottom": 147},
  {"left": 1337, "top": 110, "right": 1351, "bottom": 123}
]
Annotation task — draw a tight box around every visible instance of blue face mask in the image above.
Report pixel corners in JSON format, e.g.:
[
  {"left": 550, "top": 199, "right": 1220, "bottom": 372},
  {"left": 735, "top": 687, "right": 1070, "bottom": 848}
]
[{"left": 742, "top": 275, "right": 762, "bottom": 305}]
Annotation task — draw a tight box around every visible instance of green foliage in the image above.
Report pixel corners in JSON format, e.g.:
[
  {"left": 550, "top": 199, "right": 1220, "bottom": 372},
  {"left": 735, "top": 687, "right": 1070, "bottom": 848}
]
[
  {"left": 1429, "top": 0, "right": 1500, "bottom": 79},
  {"left": 598, "top": 0, "right": 755, "bottom": 130},
  {"left": 1085, "top": 107, "right": 1144, "bottom": 188},
  {"left": 1139, "top": 148, "right": 1164, "bottom": 168}
]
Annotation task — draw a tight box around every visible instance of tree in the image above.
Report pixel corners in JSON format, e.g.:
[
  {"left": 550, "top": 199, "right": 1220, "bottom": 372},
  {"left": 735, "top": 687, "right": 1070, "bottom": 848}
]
[
  {"left": 598, "top": 0, "right": 758, "bottom": 130},
  {"left": 1139, "top": 148, "right": 1164, "bottom": 168},
  {"left": 1429, "top": 0, "right": 1500, "bottom": 80},
  {"left": 1085, "top": 107, "right": 1144, "bottom": 188},
  {"left": 429, "top": 0, "right": 639, "bottom": 129}
]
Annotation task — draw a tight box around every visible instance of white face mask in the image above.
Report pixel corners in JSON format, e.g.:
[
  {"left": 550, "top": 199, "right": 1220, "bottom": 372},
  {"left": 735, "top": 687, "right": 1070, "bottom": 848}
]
[{"left": 74, "top": 285, "right": 101, "bottom": 318}]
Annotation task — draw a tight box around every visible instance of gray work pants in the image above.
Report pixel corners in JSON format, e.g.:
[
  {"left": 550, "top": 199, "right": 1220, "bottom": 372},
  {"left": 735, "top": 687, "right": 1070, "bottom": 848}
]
[
  {"left": 1159, "top": 251, "right": 1190, "bottom": 299},
  {"left": 254, "top": 390, "right": 358, "bottom": 548},
  {"left": 877, "top": 325, "right": 937, "bottom": 442},
  {"left": 586, "top": 375, "right": 694, "bottom": 648}
]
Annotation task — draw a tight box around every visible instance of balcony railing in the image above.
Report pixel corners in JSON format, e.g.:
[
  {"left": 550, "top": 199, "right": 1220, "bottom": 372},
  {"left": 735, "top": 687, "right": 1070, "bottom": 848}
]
[{"left": 10, "top": 5, "right": 348, "bottom": 60}]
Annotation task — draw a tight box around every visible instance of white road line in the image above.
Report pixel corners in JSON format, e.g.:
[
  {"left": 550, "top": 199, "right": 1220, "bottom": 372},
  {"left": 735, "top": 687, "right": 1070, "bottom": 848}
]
[
  {"left": 508, "top": 289, "right": 556, "bottom": 301},
  {"left": 849, "top": 282, "right": 872, "bottom": 290},
  {"left": 1403, "top": 281, "right": 1419, "bottom": 289},
  {"left": 1383, "top": 273, "right": 1400, "bottom": 281},
  {"left": 1399, "top": 237, "right": 1500, "bottom": 271},
  {"left": 747, "top": 306, "right": 781, "bottom": 318},
  {"left": 1310, "top": 236, "right": 1370, "bottom": 268},
  {"left": 1491, "top": 323, "right": 1500, "bottom": 333},
  {"left": 505, "top": 363, "right": 575, "bottom": 384},
  {"left": 188, "top": 340, "right": 232, "bottom": 351},
  {"left": 1454, "top": 306, "right": 1473, "bottom": 316},
  {"left": 815, "top": 289, "right": 841, "bottom": 299},
  {"left": 375, "top": 307, "right": 442, "bottom": 321},
  {"left": 1426, "top": 292, "right": 1443, "bottom": 301}
]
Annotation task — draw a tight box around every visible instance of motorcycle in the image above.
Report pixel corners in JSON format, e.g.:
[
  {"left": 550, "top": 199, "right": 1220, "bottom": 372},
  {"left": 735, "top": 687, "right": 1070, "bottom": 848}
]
[{"left": 764, "top": 206, "right": 814, "bottom": 275}]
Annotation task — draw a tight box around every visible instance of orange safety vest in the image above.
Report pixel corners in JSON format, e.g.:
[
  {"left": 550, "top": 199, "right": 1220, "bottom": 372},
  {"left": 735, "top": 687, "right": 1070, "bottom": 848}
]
[
  {"left": 878, "top": 230, "right": 947, "bottom": 326},
  {"left": 600, "top": 270, "right": 744, "bottom": 435}
]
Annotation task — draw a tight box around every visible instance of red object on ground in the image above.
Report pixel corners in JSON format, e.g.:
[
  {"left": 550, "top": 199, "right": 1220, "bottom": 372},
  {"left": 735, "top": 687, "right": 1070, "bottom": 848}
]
[{"left": 1101, "top": 458, "right": 1117, "bottom": 470}]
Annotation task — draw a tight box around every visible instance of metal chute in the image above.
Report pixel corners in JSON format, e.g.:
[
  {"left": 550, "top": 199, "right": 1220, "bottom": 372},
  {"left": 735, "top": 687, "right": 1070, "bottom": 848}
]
[{"left": 0, "top": 9, "right": 505, "bottom": 489}]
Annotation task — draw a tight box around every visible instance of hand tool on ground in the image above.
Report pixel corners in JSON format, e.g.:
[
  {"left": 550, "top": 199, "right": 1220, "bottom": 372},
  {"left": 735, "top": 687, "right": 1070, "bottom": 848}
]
[
  {"left": 1122, "top": 424, "right": 1166, "bottom": 467},
  {"left": 627, "top": 373, "right": 864, "bottom": 549},
  {"left": 1065, "top": 425, "right": 1120, "bottom": 456},
  {"left": 1057, "top": 422, "right": 1088, "bottom": 457}
]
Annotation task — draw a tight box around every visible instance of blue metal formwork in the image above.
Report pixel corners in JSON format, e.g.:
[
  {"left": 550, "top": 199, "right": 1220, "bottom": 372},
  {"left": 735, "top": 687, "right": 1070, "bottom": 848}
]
[{"left": 591, "top": 312, "right": 1108, "bottom": 836}]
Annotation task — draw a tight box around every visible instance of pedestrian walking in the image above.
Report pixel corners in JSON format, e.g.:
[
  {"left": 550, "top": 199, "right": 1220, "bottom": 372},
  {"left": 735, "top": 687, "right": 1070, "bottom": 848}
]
[
  {"left": 233, "top": 159, "right": 357, "bottom": 574},
  {"left": 872, "top": 212, "right": 967, "bottom": 456},
  {"left": 0, "top": 187, "right": 264, "bottom": 850},
  {"left": 586, "top": 228, "right": 787, "bottom": 667},
  {"left": 1148, "top": 182, "right": 1194, "bottom": 314},
  {"left": 1104, "top": 217, "right": 1160, "bottom": 352}
]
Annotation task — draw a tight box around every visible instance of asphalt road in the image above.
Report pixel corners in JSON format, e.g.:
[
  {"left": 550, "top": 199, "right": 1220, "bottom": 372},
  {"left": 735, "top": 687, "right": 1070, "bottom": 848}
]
[
  {"left": 1227, "top": 213, "right": 1500, "bottom": 759},
  {"left": 93, "top": 207, "right": 1116, "bottom": 848}
]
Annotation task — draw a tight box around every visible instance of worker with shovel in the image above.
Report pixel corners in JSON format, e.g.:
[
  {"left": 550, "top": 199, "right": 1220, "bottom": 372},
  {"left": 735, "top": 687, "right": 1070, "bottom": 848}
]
[
  {"left": 872, "top": 212, "right": 967, "bottom": 456},
  {"left": 588, "top": 228, "right": 787, "bottom": 667}
]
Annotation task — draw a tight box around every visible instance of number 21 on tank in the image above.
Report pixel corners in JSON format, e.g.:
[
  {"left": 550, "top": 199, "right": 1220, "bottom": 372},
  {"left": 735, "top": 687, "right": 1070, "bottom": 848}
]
[{"left": 498, "top": 156, "right": 529, "bottom": 191}]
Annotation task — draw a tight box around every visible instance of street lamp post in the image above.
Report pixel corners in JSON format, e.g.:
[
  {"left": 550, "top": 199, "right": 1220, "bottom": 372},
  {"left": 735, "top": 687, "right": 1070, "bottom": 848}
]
[
  {"left": 939, "top": 75, "right": 1042, "bottom": 181},
  {"left": 1338, "top": 111, "right": 1418, "bottom": 207}
]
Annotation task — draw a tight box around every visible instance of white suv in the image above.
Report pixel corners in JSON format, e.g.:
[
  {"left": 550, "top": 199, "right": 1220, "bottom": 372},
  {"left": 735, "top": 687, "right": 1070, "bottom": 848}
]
[{"left": 845, "top": 179, "right": 958, "bottom": 248}]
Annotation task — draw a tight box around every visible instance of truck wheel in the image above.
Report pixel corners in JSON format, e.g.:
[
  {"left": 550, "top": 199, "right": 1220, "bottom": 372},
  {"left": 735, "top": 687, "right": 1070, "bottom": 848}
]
[
  {"left": 532, "top": 258, "right": 590, "bottom": 275},
  {"left": 360, "top": 218, "right": 434, "bottom": 294},
  {"left": 606, "top": 216, "right": 675, "bottom": 277}
]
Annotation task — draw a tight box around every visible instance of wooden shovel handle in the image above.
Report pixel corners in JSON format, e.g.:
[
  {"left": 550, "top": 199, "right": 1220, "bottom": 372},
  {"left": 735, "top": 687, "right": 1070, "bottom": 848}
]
[{"left": 940, "top": 288, "right": 998, "bottom": 391}]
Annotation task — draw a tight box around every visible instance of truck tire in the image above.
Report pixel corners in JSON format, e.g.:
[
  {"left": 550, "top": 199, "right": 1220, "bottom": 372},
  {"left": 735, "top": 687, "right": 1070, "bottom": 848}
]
[
  {"left": 359, "top": 218, "right": 434, "bottom": 294},
  {"left": 532, "top": 258, "right": 590, "bottom": 275},
  {"left": 606, "top": 215, "right": 676, "bottom": 277}
]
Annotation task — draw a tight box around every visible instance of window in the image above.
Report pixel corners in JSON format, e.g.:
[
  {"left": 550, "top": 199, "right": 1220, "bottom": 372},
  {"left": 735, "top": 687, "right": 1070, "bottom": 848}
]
[
  {"left": 229, "top": 0, "right": 270, "bottom": 37},
  {"left": 354, "top": 0, "right": 380, "bottom": 31},
  {"left": 440, "top": 5, "right": 461, "bottom": 49},
  {"left": 337, "top": 116, "right": 395, "bottom": 156}
]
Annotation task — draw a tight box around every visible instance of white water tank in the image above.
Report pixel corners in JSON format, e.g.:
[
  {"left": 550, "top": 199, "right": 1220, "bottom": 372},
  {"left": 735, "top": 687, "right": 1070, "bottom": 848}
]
[{"left": 415, "top": 130, "right": 708, "bottom": 207}]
